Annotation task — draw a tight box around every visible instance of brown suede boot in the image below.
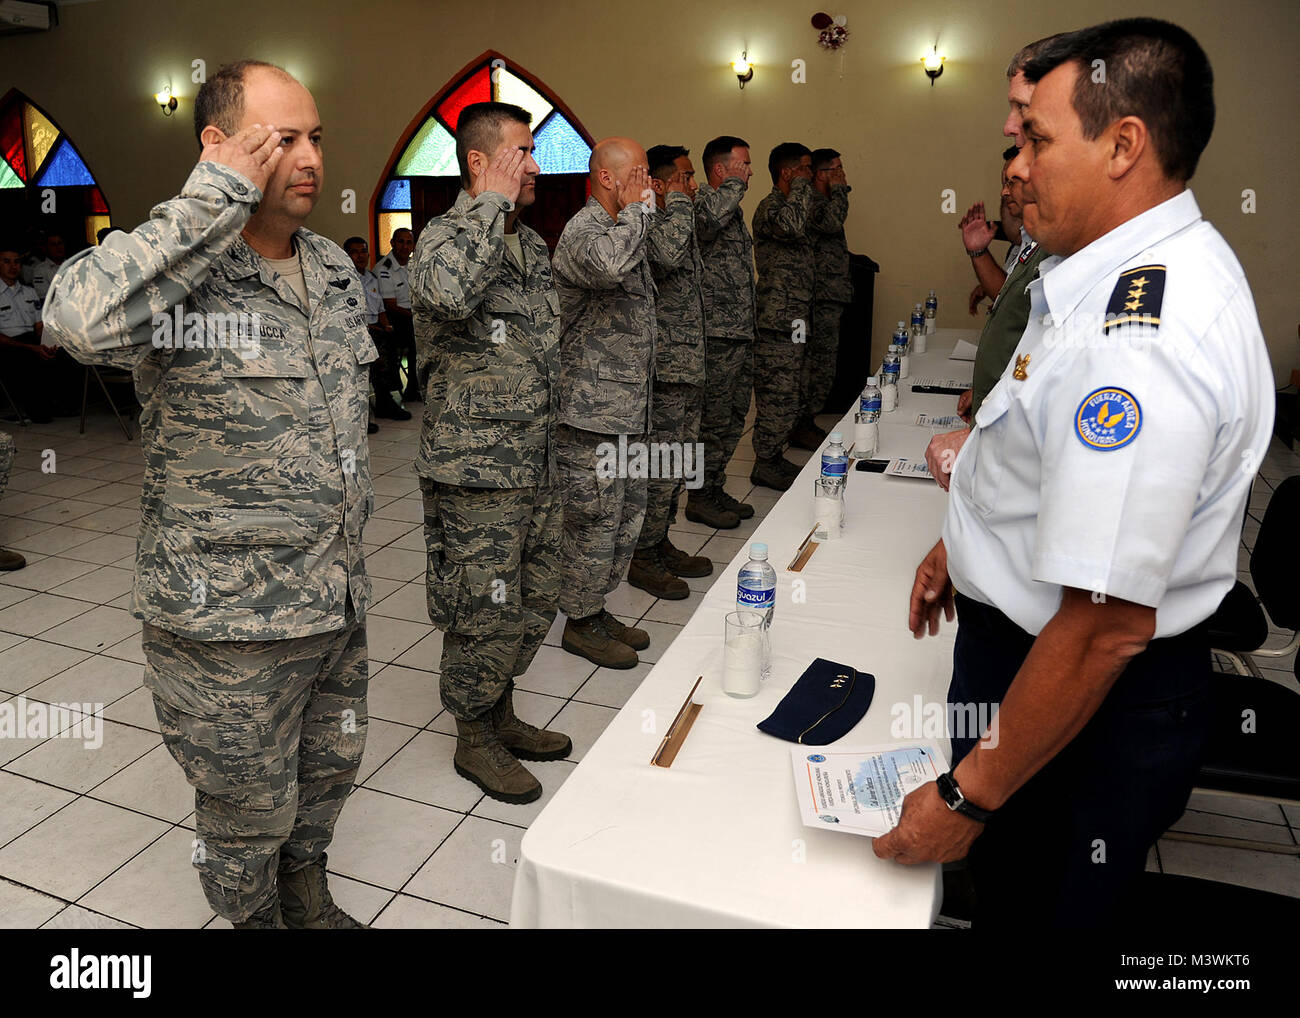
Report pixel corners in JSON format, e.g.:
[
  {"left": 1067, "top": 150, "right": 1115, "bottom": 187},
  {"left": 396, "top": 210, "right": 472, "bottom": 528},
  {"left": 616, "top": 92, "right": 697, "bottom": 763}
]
[
  {"left": 713, "top": 488, "right": 755, "bottom": 520},
  {"left": 599, "top": 609, "right": 650, "bottom": 651},
  {"left": 628, "top": 548, "right": 689, "bottom": 600},
  {"left": 684, "top": 490, "right": 741, "bottom": 529},
  {"left": 750, "top": 456, "right": 794, "bottom": 491},
  {"left": 490, "top": 690, "right": 572, "bottom": 761},
  {"left": 279, "top": 855, "right": 367, "bottom": 929},
  {"left": 232, "top": 896, "right": 288, "bottom": 930},
  {"left": 0, "top": 547, "right": 25, "bottom": 571},
  {"left": 561, "top": 614, "right": 638, "bottom": 668},
  {"left": 454, "top": 717, "right": 542, "bottom": 804},
  {"left": 789, "top": 418, "right": 826, "bottom": 451},
  {"left": 658, "top": 538, "right": 712, "bottom": 578}
]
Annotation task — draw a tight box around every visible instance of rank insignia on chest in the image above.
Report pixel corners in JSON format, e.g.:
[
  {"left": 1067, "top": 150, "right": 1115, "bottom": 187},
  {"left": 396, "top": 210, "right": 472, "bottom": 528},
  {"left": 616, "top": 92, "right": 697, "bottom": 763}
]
[
  {"left": 1103, "top": 264, "right": 1165, "bottom": 333},
  {"left": 1013, "top": 354, "right": 1030, "bottom": 380}
]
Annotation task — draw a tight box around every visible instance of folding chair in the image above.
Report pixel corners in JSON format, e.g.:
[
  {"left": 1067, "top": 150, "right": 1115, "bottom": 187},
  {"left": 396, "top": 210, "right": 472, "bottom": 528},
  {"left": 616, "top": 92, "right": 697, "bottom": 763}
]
[{"left": 80, "top": 365, "right": 136, "bottom": 441}]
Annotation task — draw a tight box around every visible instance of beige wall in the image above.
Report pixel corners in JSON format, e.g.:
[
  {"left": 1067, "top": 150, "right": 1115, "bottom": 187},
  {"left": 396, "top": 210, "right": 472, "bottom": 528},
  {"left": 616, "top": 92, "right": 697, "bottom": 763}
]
[{"left": 3, "top": 0, "right": 1296, "bottom": 382}]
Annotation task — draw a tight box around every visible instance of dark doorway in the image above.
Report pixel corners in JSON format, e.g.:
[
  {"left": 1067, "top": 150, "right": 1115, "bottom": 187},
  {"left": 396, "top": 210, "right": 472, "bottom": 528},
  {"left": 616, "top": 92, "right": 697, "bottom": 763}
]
[{"left": 409, "top": 174, "right": 590, "bottom": 254}]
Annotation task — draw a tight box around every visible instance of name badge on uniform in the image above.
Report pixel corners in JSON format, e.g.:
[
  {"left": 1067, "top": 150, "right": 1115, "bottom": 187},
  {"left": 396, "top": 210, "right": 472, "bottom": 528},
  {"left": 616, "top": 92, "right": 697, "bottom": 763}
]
[
  {"left": 1075, "top": 386, "right": 1142, "bottom": 451},
  {"left": 1103, "top": 265, "right": 1165, "bottom": 333}
]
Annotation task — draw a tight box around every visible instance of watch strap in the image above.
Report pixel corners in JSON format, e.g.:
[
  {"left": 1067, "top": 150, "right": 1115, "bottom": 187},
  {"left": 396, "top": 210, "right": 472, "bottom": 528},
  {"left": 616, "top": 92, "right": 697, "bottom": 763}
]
[{"left": 937, "top": 771, "right": 994, "bottom": 823}]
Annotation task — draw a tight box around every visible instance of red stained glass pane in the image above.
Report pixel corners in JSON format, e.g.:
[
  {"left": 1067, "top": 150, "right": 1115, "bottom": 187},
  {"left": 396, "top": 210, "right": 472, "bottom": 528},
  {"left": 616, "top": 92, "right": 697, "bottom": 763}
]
[
  {"left": 89, "top": 186, "right": 109, "bottom": 213},
  {"left": 0, "top": 95, "right": 26, "bottom": 181},
  {"left": 436, "top": 65, "right": 491, "bottom": 132}
]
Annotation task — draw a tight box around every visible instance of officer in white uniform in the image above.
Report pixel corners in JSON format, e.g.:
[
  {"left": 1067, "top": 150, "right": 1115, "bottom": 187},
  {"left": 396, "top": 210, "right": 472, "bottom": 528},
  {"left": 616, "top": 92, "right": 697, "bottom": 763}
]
[
  {"left": 1, "top": 240, "right": 54, "bottom": 422},
  {"left": 877, "top": 17, "right": 1275, "bottom": 928},
  {"left": 343, "top": 235, "right": 408, "bottom": 423},
  {"left": 28, "top": 232, "right": 65, "bottom": 302},
  {"left": 375, "top": 228, "right": 417, "bottom": 403}
]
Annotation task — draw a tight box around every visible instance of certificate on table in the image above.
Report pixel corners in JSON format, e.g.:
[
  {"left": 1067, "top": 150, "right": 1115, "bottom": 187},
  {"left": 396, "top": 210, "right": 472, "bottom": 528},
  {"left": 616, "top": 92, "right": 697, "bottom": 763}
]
[
  {"left": 915, "top": 412, "right": 964, "bottom": 428},
  {"left": 885, "top": 457, "right": 933, "bottom": 479},
  {"left": 791, "top": 743, "right": 945, "bottom": 838}
]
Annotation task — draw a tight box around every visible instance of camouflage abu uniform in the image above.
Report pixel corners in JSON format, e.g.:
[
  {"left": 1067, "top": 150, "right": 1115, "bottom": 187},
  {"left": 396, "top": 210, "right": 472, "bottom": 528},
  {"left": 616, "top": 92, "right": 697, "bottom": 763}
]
[
  {"left": 639, "top": 190, "right": 705, "bottom": 550},
  {"left": 694, "top": 177, "right": 755, "bottom": 495},
  {"left": 409, "top": 187, "right": 562, "bottom": 720},
  {"left": 552, "top": 196, "right": 655, "bottom": 619},
  {"left": 42, "top": 160, "right": 375, "bottom": 924},
  {"left": 0, "top": 431, "right": 12, "bottom": 496},
  {"left": 752, "top": 176, "right": 816, "bottom": 460},
  {"left": 803, "top": 182, "right": 852, "bottom": 421}
]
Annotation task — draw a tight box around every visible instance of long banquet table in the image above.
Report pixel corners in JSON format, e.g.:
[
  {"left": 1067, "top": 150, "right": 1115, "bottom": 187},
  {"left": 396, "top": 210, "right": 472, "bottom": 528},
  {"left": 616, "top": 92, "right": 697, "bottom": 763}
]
[{"left": 511, "top": 328, "right": 982, "bottom": 928}]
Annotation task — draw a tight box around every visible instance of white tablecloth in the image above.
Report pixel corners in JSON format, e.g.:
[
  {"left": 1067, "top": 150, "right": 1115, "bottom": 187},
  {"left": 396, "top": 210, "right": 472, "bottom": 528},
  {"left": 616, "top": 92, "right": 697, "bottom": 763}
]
[{"left": 512, "top": 329, "right": 982, "bottom": 928}]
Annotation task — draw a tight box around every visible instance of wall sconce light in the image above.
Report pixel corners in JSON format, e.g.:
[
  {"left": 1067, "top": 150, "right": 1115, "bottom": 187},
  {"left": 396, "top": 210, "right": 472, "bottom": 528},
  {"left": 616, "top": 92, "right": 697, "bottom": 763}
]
[
  {"left": 155, "top": 85, "right": 178, "bottom": 116},
  {"left": 733, "top": 52, "right": 754, "bottom": 90},
  {"left": 921, "top": 50, "right": 945, "bottom": 86}
]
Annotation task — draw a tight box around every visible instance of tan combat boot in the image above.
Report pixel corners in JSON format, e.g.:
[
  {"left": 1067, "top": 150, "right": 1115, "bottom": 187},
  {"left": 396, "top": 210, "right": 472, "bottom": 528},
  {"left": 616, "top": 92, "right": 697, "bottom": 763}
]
[
  {"left": 279, "top": 855, "right": 367, "bottom": 929},
  {"left": 490, "top": 690, "right": 572, "bottom": 761},
  {"left": 713, "top": 488, "right": 755, "bottom": 520},
  {"left": 455, "top": 717, "right": 542, "bottom": 803},
  {"left": 561, "top": 614, "right": 638, "bottom": 668},
  {"left": 232, "top": 896, "right": 288, "bottom": 929},
  {"left": 658, "top": 537, "right": 713, "bottom": 578},
  {"left": 599, "top": 609, "right": 650, "bottom": 651},
  {"left": 627, "top": 548, "right": 689, "bottom": 600},
  {"left": 685, "top": 490, "right": 741, "bottom": 529}
]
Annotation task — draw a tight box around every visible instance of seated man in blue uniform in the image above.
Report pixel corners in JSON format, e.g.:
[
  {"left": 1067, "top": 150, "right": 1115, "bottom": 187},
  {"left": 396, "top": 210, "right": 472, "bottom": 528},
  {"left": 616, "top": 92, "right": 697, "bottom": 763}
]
[{"left": 876, "top": 17, "right": 1275, "bottom": 927}]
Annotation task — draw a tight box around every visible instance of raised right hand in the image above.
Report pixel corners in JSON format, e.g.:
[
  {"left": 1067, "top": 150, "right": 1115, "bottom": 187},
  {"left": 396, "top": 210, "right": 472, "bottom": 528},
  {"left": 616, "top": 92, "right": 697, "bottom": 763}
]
[
  {"left": 723, "top": 154, "right": 750, "bottom": 186},
  {"left": 475, "top": 146, "right": 525, "bottom": 205},
  {"left": 616, "top": 165, "right": 652, "bottom": 210},
  {"left": 199, "top": 124, "right": 283, "bottom": 195}
]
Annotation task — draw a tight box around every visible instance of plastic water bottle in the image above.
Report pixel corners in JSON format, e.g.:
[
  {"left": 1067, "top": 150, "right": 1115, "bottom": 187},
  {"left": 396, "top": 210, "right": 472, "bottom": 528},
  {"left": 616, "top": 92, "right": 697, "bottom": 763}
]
[
  {"left": 897, "top": 321, "right": 912, "bottom": 379},
  {"left": 855, "top": 376, "right": 881, "bottom": 457},
  {"left": 820, "top": 432, "right": 848, "bottom": 491},
  {"left": 737, "top": 542, "right": 777, "bottom": 630},
  {"left": 881, "top": 341, "right": 900, "bottom": 412},
  {"left": 924, "top": 290, "right": 938, "bottom": 334},
  {"left": 858, "top": 376, "right": 882, "bottom": 419}
]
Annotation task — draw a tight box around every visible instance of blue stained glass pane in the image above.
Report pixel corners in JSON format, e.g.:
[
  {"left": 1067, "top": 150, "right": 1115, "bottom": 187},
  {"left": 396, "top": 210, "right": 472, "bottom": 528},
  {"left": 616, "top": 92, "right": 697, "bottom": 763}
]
[
  {"left": 35, "top": 139, "right": 94, "bottom": 186},
  {"left": 381, "top": 178, "right": 411, "bottom": 210},
  {"left": 533, "top": 114, "right": 591, "bottom": 174}
]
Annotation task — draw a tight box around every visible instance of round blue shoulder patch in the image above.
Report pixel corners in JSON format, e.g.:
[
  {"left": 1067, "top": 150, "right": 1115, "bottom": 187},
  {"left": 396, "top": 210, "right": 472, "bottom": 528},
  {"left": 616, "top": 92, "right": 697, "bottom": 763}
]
[{"left": 1075, "top": 387, "right": 1142, "bottom": 451}]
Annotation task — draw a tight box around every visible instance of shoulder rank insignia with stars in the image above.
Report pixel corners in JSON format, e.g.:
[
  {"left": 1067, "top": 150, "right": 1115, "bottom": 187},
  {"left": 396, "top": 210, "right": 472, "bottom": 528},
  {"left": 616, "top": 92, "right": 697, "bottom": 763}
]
[{"left": 1104, "top": 265, "right": 1165, "bottom": 333}]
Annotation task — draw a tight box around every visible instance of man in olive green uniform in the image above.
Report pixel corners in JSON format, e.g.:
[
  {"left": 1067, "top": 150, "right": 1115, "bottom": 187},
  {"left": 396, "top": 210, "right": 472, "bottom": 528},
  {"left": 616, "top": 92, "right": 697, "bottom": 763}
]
[
  {"left": 409, "top": 101, "right": 570, "bottom": 806},
  {"left": 553, "top": 137, "right": 656, "bottom": 670},
  {"left": 44, "top": 62, "right": 373, "bottom": 929},
  {"left": 792, "top": 148, "right": 852, "bottom": 450},
  {"left": 751, "top": 143, "right": 816, "bottom": 491},
  {"left": 628, "top": 144, "right": 715, "bottom": 600}
]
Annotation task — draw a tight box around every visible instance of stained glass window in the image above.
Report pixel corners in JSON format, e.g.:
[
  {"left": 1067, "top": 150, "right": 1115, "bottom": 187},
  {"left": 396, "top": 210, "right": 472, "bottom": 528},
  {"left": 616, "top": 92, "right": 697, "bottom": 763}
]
[
  {"left": 394, "top": 117, "right": 457, "bottom": 177},
  {"left": 380, "top": 178, "right": 411, "bottom": 210},
  {"left": 533, "top": 113, "right": 591, "bottom": 175},
  {"left": 437, "top": 65, "right": 492, "bottom": 133},
  {"left": 0, "top": 90, "right": 112, "bottom": 246},
  {"left": 496, "top": 69, "right": 552, "bottom": 129}
]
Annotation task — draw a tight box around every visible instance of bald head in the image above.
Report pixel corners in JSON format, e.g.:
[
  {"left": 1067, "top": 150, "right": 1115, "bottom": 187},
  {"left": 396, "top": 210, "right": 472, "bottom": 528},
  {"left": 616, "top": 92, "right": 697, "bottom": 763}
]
[
  {"left": 589, "top": 137, "right": 648, "bottom": 214},
  {"left": 194, "top": 60, "right": 299, "bottom": 147}
]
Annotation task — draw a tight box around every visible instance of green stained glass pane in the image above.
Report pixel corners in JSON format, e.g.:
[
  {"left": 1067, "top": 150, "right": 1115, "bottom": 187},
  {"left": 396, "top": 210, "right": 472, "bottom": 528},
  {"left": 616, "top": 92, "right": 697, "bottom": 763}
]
[
  {"left": 0, "top": 159, "right": 21, "bottom": 188},
  {"left": 395, "top": 117, "right": 458, "bottom": 177}
]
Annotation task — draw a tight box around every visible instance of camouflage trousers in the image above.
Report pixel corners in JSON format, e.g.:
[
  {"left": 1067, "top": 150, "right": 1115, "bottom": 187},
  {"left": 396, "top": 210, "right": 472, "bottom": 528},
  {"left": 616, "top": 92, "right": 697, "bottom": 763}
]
[
  {"left": 143, "top": 615, "right": 368, "bottom": 923},
  {"left": 800, "top": 300, "right": 846, "bottom": 421},
  {"left": 753, "top": 325, "right": 809, "bottom": 460},
  {"left": 0, "top": 431, "right": 12, "bottom": 498},
  {"left": 637, "top": 380, "right": 703, "bottom": 552},
  {"left": 699, "top": 337, "right": 753, "bottom": 492},
  {"left": 556, "top": 424, "right": 648, "bottom": 620},
  {"left": 419, "top": 478, "right": 561, "bottom": 721}
]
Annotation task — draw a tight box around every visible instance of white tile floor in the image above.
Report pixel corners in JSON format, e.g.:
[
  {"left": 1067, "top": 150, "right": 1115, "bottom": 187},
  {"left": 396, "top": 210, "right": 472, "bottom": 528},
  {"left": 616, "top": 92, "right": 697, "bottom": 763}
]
[{"left": 0, "top": 406, "right": 1296, "bottom": 929}]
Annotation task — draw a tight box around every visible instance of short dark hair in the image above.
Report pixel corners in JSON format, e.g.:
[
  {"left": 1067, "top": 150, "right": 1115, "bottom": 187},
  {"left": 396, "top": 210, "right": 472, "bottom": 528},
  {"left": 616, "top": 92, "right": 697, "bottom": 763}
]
[
  {"left": 193, "top": 59, "right": 292, "bottom": 147},
  {"left": 391, "top": 228, "right": 413, "bottom": 241},
  {"left": 811, "top": 148, "right": 840, "bottom": 172},
  {"left": 1002, "top": 144, "right": 1020, "bottom": 162},
  {"left": 646, "top": 145, "right": 689, "bottom": 181},
  {"left": 701, "top": 135, "right": 748, "bottom": 176},
  {"left": 342, "top": 236, "right": 367, "bottom": 253},
  {"left": 1006, "top": 33, "right": 1067, "bottom": 79},
  {"left": 768, "top": 142, "right": 811, "bottom": 185},
  {"left": 456, "top": 102, "right": 531, "bottom": 187},
  {"left": 1022, "top": 17, "right": 1214, "bottom": 181},
  {"left": 0, "top": 238, "right": 20, "bottom": 256}
]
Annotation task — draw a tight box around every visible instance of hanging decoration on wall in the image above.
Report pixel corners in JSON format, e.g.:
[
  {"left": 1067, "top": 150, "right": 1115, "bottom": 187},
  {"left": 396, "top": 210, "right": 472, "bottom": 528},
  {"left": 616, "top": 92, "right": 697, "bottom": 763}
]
[{"left": 812, "top": 13, "right": 850, "bottom": 51}]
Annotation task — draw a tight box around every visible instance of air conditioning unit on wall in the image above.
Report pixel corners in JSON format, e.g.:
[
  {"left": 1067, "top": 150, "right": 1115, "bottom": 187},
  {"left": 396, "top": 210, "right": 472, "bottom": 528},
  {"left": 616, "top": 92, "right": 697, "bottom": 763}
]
[{"left": 0, "top": 1, "right": 56, "bottom": 35}]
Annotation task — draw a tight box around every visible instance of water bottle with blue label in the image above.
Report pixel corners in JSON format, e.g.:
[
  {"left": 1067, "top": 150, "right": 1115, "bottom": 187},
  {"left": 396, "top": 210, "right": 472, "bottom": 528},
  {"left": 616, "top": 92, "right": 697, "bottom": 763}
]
[
  {"left": 858, "top": 376, "right": 882, "bottom": 420},
  {"left": 924, "top": 290, "right": 938, "bottom": 332},
  {"left": 882, "top": 328, "right": 902, "bottom": 411},
  {"left": 820, "top": 432, "right": 848, "bottom": 491},
  {"left": 737, "top": 542, "right": 777, "bottom": 629},
  {"left": 855, "top": 376, "right": 881, "bottom": 457},
  {"left": 910, "top": 303, "right": 925, "bottom": 339}
]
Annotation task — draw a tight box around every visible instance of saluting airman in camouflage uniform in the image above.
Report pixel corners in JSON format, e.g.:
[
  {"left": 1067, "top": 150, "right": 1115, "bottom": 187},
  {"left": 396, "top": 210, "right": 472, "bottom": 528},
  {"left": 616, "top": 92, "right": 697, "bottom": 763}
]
[
  {"left": 795, "top": 149, "right": 852, "bottom": 450},
  {"left": 43, "top": 62, "right": 372, "bottom": 930},
  {"left": 552, "top": 137, "right": 657, "bottom": 670},
  {"left": 627, "top": 145, "right": 716, "bottom": 601},
  {"left": 409, "top": 101, "right": 570, "bottom": 806},
  {"left": 686, "top": 136, "right": 756, "bottom": 529},
  {"left": 751, "top": 143, "right": 816, "bottom": 491}
]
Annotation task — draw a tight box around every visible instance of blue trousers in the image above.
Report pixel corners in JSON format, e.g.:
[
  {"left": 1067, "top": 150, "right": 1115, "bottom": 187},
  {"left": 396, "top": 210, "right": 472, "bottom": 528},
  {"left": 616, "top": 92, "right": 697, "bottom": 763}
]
[{"left": 948, "top": 593, "right": 1210, "bottom": 928}]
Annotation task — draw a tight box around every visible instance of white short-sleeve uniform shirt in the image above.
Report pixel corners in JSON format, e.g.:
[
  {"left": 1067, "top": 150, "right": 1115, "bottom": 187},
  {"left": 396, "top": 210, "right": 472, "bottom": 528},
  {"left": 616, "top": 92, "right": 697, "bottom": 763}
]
[
  {"left": 943, "top": 189, "right": 1274, "bottom": 639},
  {"left": 0, "top": 279, "right": 42, "bottom": 333},
  {"left": 359, "top": 269, "right": 384, "bottom": 326},
  {"left": 375, "top": 253, "right": 410, "bottom": 310}
]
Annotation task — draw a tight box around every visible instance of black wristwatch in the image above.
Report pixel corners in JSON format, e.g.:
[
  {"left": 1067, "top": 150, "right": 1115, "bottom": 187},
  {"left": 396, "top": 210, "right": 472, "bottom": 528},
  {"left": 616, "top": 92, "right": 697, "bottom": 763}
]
[{"left": 936, "top": 771, "right": 994, "bottom": 823}]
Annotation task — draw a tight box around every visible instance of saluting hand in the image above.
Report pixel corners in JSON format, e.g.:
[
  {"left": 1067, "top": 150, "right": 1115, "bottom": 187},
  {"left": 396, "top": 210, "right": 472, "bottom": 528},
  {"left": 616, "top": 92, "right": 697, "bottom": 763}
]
[
  {"left": 476, "top": 146, "right": 526, "bottom": 205},
  {"left": 664, "top": 168, "right": 688, "bottom": 197},
  {"left": 959, "top": 201, "right": 997, "bottom": 254},
  {"left": 723, "top": 154, "right": 751, "bottom": 188},
  {"left": 200, "top": 124, "right": 284, "bottom": 195},
  {"left": 616, "top": 165, "right": 652, "bottom": 211}
]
